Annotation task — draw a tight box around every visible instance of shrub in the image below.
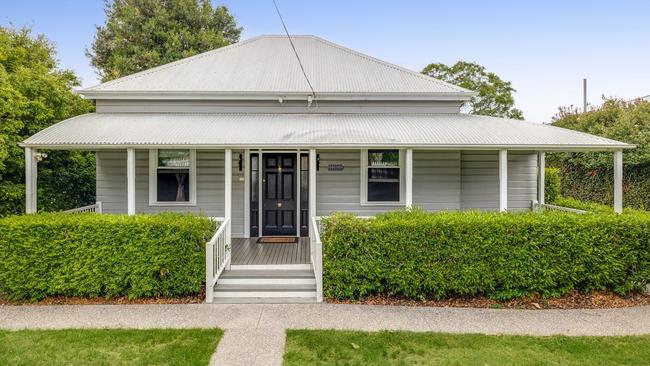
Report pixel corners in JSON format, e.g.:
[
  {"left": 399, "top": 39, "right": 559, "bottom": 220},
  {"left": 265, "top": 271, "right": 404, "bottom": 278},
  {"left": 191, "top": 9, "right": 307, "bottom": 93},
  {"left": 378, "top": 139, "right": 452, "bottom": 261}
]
[
  {"left": 544, "top": 167, "right": 561, "bottom": 203},
  {"left": 322, "top": 210, "right": 650, "bottom": 301},
  {"left": 0, "top": 213, "right": 215, "bottom": 301}
]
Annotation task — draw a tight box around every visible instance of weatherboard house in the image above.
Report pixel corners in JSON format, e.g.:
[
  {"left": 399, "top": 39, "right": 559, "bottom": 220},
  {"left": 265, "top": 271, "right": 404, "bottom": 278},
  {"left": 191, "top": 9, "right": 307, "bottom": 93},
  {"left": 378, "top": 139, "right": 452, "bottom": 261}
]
[{"left": 22, "top": 35, "right": 632, "bottom": 303}]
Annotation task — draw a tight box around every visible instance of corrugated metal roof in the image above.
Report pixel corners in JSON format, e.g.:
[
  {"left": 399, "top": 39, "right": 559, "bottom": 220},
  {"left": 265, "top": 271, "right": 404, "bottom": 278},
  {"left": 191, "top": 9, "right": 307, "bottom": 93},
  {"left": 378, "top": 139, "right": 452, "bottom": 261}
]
[
  {"left": 80, "top": 35, "right": 473, "bottom": 98},
  {"left": 23, "top": 113, "right": 632, "bottom": 150}
]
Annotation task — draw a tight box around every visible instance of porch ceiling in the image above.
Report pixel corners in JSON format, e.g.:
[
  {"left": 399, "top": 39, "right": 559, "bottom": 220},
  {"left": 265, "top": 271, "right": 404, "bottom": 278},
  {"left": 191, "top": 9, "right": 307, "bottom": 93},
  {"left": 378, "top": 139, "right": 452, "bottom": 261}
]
[{"left": 22, "top": 112, "right": 633, "bottom": 151}]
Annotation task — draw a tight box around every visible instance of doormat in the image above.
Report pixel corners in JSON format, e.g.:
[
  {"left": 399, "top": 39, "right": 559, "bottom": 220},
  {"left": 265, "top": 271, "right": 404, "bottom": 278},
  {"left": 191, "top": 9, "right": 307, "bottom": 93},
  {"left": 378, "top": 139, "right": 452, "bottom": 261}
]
[{"left": 257, "top": 237, "right": 298, "bottom": 244}]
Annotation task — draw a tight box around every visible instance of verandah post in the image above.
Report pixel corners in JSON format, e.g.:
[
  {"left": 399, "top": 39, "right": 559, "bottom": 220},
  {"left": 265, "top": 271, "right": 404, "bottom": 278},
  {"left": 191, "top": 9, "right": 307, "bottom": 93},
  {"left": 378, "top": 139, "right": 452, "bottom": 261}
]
[
  {"left": 499, "top": 149, "right": 508, "bottom": 212},
  {"left": 225, "top": 148, "right": 232, "bottom": 269},
  {"left": 538, "top": 151, "right": 545, "bottom": 204},
  {"left": 25, "top": 147, "right": 37, "bottom": 214},
  {"left": 614, "top": 150, "right": 623, "bottom": 214},
  {"left": 405, "top": 148, "right": 413, "bottom": 208},
  {"left": 126, "top": 148, "right": 136, "bottom": 215}
]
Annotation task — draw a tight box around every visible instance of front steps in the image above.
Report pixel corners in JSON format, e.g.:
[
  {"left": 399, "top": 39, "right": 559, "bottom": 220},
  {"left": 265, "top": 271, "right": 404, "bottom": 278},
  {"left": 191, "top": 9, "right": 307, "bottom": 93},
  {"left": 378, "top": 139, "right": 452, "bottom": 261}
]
[{"left": 211, "top": 266, "right": 317, "bottom": 304}]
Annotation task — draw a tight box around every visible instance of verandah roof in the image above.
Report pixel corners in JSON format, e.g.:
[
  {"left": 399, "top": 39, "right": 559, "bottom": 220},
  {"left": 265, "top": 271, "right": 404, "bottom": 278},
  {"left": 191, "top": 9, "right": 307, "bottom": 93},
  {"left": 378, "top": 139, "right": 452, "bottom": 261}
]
[{"left": 22, "top": 112, "right": 633, "bottom": 151}]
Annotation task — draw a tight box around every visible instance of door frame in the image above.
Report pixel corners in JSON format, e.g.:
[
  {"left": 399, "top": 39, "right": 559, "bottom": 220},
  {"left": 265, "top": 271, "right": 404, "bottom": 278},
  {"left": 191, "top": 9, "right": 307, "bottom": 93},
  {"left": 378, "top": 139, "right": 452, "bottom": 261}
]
[{"left": 246, "top": 150, "right": 304, "bottom": 237}]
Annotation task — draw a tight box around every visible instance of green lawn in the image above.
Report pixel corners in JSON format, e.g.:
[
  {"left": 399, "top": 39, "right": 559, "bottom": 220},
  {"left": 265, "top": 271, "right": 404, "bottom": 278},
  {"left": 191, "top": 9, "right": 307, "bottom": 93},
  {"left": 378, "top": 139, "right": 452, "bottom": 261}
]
[
  {"left": 284, "top": 330, "right": 650, "bottom": 366},
  {"left": 0, "top": 328, "right": 223, "bottom": 366}
]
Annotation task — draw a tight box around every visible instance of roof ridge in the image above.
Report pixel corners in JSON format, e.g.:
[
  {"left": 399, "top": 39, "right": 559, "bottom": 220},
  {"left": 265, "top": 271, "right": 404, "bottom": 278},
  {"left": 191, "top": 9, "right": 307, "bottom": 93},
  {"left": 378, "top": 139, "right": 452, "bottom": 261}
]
[
  {"left": 308, "top": 35, "right": 473, "bottom": 94},
  {"left": 83, "top": 36, "right": 266, "bottom": 91}
]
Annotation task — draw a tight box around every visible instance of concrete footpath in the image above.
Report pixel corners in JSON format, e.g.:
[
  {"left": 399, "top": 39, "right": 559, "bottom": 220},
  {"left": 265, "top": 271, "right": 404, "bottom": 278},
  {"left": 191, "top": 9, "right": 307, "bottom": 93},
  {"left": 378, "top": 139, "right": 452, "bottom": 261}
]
[{"left": 2, "top": 303, "right": 649, "bottom": 366}]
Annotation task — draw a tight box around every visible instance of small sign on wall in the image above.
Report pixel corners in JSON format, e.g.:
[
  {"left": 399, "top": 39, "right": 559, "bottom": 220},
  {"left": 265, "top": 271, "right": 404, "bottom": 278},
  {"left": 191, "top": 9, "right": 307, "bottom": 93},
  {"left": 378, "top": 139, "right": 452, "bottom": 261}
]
[{"left": 327, "top": 163, "right": 344, "bottom": 172}]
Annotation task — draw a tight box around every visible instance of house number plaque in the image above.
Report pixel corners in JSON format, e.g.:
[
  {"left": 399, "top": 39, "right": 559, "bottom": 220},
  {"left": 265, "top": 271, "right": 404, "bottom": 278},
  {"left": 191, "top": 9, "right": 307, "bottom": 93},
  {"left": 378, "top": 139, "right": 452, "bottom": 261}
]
[{"left": 327, "top": 163, "right": 344, "bottom": 171}]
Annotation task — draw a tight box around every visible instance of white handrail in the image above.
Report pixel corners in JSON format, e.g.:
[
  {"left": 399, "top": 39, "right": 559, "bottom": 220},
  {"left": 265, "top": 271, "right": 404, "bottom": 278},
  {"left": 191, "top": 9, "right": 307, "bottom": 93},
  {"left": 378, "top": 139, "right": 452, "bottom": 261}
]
[
  {"left": 63, "top": 202, "right": 103, "bottom": 214},
  {"left": 205, "top": 217, "right": 231, "bottom": 303},
  {"left": 531, "top": 200, "right": 587, "bottom": 214},
  {"left": 310, "top": 216, "right": 324, "bottom": 302}
]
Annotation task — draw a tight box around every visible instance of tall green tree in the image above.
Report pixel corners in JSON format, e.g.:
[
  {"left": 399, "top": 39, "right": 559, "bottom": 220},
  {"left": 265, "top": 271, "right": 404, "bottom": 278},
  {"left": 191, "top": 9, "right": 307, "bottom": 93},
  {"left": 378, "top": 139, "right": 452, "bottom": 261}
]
[
  {"left": 0, "top": 26, "right": 95, "bottom": 216},
  {"left": 422, "top": 61, "right": 524, "bottom": 119},
  {"left": 87, "top": 0, "right": 242, "bottom": 81}
]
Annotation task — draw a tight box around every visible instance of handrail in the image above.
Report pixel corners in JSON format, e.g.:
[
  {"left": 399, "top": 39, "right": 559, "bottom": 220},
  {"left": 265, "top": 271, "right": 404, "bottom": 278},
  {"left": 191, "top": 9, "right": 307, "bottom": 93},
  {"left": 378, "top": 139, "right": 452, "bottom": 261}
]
[
  {"left": 532, "top": 201, "right": 588, "bottom": 214},
  {"left": 310, "top": 217, "right": 324, "bottom": 302},
  {"left": 205, "top": 217, "right": 231, "bottom": 303},
  {"left": 63, "top": 202, "right": 103, "bottom": 214}
]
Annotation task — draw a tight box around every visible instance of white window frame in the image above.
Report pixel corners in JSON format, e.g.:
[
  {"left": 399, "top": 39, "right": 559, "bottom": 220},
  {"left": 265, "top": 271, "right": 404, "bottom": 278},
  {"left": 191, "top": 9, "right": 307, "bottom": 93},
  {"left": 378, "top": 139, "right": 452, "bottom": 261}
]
[
  {"left": 149, "top": 149, "right": 197, "bottom": 206},
  {"left": 360, "top": 149, "right": 405, "bottom": 206}
]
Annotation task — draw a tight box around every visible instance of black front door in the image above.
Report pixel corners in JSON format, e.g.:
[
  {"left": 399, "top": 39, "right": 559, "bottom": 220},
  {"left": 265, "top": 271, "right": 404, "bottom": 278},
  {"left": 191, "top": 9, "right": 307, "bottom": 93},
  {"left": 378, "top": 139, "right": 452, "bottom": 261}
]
[{"left": 262, "top": 153, "right": 297, "bottom": 236}]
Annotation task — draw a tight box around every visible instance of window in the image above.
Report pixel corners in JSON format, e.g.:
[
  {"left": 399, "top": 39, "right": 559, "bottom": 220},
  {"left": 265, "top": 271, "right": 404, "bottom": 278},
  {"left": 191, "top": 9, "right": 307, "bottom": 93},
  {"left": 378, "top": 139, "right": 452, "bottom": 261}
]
[
  {"left": 362, "top": 149, "right": 403, "bottom": 203},
  {"left": 149, "top": 149, "right": 196, "bottom": 205}
]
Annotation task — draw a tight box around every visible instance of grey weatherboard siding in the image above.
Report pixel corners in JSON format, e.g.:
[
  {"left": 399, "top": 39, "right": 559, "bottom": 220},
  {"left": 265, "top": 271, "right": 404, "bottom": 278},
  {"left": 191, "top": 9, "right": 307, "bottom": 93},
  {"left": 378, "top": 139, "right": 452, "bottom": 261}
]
[{"left": 97, "top": 149, "right": 537, "bottom": 236}]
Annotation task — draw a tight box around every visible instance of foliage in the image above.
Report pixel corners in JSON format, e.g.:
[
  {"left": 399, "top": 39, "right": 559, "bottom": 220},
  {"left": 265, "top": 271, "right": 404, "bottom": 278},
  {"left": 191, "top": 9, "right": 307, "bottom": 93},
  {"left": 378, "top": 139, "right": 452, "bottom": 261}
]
[
  {"left": 0, "top": 213, "right": 215, "bottom": 300},
  {"left": 553, "top": 196, "right": 615, "bottom": 214},
  {"left": 0, "top": 328, "right": 223, "bottom": 366},
  {"left": 548, "top": 99, "right": 650, "bottom": 208},
  {"left": 0, "top": 26, "right": 95, "bottom": 216},
  {"left": 285, "top": 330, "right": 650, "bottom": 366},
  {"left": 321, "top": 210, "right": 649, "bottom": 301},
  {"left": 544, "top": 167, "right": 560, "bottom": 203},
  {"left": 87, "top": 0, "right": 242, "bottom": 82},
  {"left": 421, "top": 61, "right": 524, "bottom": 119}
]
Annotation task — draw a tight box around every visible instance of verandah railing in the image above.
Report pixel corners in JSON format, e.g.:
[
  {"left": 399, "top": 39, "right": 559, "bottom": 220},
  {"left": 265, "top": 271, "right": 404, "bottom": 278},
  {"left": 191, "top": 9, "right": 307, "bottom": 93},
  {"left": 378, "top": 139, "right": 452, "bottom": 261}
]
[
  {"left": 310, "top": 217, "right": 324, "bottom": 302},
  {"left": 531, "top": 200, "right": 587, "bottom": 214},
  {"left": 205, "top": 217, "right": 231, "bottom": 303},
  {"left": 63, "top": 202, "right": 103, "bottom": 214}
]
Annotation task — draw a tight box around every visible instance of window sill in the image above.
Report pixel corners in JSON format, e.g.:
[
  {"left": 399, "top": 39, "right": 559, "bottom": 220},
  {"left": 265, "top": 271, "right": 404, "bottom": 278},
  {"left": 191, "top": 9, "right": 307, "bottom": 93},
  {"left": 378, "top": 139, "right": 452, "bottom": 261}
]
[
  {"left": 148, "top": 201, "right": 197, "bottom": 207},
  {"left": 360, "top": 202, "right": 406, "bottom": 207}
]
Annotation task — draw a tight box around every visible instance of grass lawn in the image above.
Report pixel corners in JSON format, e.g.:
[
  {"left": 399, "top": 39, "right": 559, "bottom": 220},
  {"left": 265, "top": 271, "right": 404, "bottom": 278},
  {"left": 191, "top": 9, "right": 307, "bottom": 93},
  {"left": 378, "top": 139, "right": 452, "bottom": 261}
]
[
  {"left": 0, "top": 328, "right": 222, "bottom": 366},
  {"left": 284, "top": 330, "right": 650, "bottom": 366}
]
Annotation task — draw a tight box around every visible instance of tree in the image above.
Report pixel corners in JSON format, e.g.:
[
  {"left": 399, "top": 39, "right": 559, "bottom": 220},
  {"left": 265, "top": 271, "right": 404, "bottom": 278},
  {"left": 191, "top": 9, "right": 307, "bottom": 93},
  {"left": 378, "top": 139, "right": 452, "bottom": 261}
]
[
  {"left": 0, "top": 26, "right": 95, "bottom": 216},
  {"left": 87, "top": 0, "right": 242, "bottom": 82},
  {"left": 422, "top": 61, "right": 524, "bottom": 119}
]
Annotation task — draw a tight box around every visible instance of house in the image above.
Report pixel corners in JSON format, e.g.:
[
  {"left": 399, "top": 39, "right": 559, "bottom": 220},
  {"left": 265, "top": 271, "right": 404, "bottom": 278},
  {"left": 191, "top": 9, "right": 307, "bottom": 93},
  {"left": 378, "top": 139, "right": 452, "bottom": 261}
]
[{"left": 22, "top": 35, "right": 633, "bottom": 303}]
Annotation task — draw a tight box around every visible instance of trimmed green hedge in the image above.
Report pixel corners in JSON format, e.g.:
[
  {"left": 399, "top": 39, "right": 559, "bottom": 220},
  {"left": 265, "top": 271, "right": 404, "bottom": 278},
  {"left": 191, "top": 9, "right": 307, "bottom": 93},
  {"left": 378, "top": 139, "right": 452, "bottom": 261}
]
[
  {"left": 544, "top": 167, "right": 561, "bottom": 203},
  {"left": 322, "top": 210, "right": 650, "bottom": 301},
  {"left": 0, "top": 213, "right": 215, "bottom": 301}
]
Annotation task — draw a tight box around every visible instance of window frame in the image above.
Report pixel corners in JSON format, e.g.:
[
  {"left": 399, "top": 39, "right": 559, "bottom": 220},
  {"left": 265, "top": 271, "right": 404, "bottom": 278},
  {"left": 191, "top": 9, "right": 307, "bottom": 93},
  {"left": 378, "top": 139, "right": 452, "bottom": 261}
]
[
  {"left": 148, "top": 149, "right": 197, "bottom": 206},
  {"left": 360, "top": 149, "right": 405, "bottom": 206}
]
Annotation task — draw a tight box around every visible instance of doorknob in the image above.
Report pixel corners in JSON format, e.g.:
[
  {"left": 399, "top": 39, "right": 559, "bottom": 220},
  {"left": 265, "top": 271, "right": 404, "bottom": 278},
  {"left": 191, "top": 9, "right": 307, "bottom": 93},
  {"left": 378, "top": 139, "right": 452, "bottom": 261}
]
[{"left": 277, "top": 202, "right": 282, "bottom": 208}]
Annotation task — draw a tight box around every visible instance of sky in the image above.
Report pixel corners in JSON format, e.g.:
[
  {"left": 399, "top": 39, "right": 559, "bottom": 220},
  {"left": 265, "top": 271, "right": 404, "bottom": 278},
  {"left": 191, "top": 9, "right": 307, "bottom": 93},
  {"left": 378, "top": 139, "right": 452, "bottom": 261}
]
[{"left": 2, "top": 0, "right": 649, "bottom": 122}]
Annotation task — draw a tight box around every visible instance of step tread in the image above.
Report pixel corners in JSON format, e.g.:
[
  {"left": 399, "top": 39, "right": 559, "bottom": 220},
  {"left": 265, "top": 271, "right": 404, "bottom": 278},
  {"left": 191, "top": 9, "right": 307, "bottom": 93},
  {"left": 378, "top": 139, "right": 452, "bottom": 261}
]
[
  {"left": 214, "top": 283, "right": 316, "bottom": 292},
  {"left": 220, "top": 269, "right": 315, "bottom": 279},
  {"left": 210, "top": 297, "right": 317, "bottom": 304}
]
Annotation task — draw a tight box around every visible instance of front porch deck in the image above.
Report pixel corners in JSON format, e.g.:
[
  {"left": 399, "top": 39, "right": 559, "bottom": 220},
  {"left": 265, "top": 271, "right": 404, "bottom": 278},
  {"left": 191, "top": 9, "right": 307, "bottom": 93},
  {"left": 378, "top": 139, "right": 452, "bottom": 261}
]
[{"left": 231, "top": 237, "right": 310, "bottom": 265}]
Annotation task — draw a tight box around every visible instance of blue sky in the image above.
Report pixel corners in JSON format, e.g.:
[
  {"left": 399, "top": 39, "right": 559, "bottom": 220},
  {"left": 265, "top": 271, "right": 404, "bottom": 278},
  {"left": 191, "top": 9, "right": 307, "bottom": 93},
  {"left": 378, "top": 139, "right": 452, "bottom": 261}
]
[{"left": 2, "top": 0, "right": 649, "bottom": 122}]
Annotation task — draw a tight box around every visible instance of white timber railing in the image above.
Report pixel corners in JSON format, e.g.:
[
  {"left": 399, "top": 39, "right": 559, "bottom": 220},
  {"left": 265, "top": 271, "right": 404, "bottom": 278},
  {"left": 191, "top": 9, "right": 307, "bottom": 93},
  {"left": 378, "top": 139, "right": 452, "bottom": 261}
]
[
  {"left": 205, "top": 217, "right": 231, "bottom": 303},
  {"left": 63, "top": 202, "right": 103, "bottom": 214},
  {"left": 531, "top": 200, "right": 587, "bottom": 214},
  {"left": 310, "top": 216, "right": 324, "bottom": 302}
]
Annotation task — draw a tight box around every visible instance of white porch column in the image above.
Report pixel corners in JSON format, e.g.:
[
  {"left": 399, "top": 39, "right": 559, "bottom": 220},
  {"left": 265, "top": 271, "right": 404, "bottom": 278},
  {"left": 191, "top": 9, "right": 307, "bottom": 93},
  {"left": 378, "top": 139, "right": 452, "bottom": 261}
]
[
  {"left": 537, "top": 152, "right": 545, "bottom": 204},
  {"left": 499, "top": 149, "right": 508, "bottom": 212},
  {"left": 405, "top": 148, "right": 413, "bottom": 208},
  {"left": 614, "top": 150, "right": 623, "bottom": 214},
  {"left": 309, "top": 149, "right": 317, "bottom": 220},
  {"left": 225, "top": 149, "right": 232, "bottom": 221},
  {"left": 25, "top": 147, "right": 37, "bottom": 214},
  {"left": 127, "top": 148, "right": 136, "bottom": 215}
]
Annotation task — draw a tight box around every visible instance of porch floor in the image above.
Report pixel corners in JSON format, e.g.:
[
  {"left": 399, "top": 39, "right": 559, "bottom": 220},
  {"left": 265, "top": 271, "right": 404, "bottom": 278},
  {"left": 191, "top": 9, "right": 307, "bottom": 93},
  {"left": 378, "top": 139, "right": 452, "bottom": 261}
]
[{"left": 231, "top": 237, "right": 310, "bottom": 265}]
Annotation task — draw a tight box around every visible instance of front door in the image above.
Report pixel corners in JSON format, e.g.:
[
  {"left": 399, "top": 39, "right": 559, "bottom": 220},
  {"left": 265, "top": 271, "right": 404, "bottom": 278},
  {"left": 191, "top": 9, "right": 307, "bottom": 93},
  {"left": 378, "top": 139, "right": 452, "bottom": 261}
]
[{"left": 262, "top": 153, "right": 297, "bottom": 236}]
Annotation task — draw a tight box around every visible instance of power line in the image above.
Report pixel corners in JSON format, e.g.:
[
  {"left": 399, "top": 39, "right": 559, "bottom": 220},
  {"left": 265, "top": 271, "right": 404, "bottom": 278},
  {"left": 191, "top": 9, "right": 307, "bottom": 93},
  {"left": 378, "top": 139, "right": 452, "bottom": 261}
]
[{"left": 272, "top": 0, "right": 316, "bottom": 100}]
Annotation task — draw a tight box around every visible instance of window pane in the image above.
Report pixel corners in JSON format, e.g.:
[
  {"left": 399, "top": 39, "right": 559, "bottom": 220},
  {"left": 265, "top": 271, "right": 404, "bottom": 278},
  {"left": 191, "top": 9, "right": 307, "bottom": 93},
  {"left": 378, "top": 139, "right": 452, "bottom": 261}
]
[
  {"left": 157, "top": 169, "right": 190, "bottom": 202},
  {"left": 368, "top": 150, "right": 399, "bottom": 167},
  {"left": 158, "top": 150, "right": 190, "bottom": 168},
  {"left": 368, "top": 167, "right": 399, "bottom": 181},
  {"left": 368, "top": 182, "right": 399, "bottom": 202}
]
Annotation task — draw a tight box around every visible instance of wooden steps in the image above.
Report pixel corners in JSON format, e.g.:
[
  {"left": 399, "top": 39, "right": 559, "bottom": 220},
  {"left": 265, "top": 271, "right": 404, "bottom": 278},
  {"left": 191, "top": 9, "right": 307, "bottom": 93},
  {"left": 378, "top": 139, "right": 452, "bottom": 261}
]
[{"left": 212, "top": 267, "right": 317, "bottom": 303}]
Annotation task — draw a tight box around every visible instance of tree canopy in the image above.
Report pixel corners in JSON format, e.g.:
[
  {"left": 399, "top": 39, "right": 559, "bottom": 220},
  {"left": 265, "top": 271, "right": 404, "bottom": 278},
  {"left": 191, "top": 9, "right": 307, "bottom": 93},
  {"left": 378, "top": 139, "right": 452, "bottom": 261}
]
[
  {"left": 0, "top": 26, "right": 95, "bottom": 216},
  {"left": 87, "top": 0, "right": 242, "bottom": 82},
  {"left": 422, "top": 61, "right": 524, "bottom": 120},
  {"left": 550, "top": 99, "right": 650, "bottom": 169}
]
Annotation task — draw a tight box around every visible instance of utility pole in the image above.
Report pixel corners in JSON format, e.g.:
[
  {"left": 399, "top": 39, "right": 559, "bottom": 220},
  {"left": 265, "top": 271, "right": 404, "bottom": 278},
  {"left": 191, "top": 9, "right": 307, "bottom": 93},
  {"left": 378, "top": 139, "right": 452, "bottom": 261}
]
[{"left": 583, "top": 78, "right": 587, "bottom": 113}]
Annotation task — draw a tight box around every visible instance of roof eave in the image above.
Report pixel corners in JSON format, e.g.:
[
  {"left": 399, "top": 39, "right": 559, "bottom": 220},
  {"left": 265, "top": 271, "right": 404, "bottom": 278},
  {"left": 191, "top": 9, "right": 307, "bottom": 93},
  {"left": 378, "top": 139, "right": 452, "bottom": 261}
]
[{"left": 77, "top": 90, "right": 477, "bottom": 102}]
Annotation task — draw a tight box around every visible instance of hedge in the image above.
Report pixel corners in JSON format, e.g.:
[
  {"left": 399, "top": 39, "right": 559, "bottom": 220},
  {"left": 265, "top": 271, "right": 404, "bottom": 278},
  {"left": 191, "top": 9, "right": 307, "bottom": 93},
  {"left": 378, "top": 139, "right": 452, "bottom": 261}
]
[
  {"left": 544, "top": 167, "right": 561, "bottom": 203},
  {"left": 322, "top": 210, "right": 650, "bottom": 301},
  {"left": 0, "top": 213, "right": 215, "bottom": 301}
]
